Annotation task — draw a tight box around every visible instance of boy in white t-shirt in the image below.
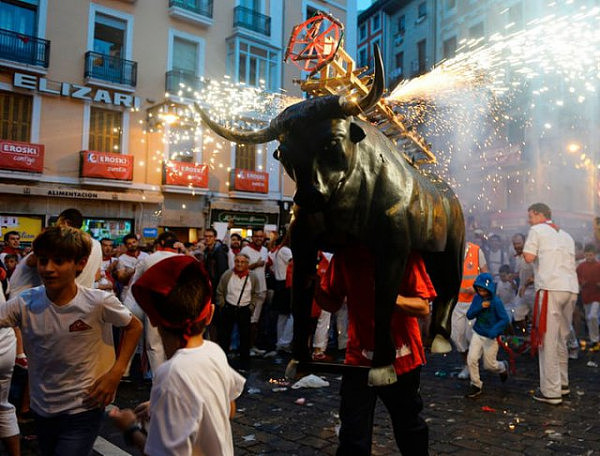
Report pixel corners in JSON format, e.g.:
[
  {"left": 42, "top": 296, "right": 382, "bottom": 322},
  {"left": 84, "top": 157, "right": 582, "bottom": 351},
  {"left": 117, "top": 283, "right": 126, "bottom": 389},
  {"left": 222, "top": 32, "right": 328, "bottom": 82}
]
[
  {"left": 109, "top": 255, "right": 246, "bottom": 456},
  {"left": 0, "top": 226, "right": 143, "bottom": 456}
]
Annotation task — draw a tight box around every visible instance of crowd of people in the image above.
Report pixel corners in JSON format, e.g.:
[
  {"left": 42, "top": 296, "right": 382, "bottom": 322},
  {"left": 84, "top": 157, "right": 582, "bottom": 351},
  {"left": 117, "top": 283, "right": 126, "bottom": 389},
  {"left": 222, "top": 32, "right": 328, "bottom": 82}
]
[{"left": 0, "top": 201, "right": 597, "bottom": 455}]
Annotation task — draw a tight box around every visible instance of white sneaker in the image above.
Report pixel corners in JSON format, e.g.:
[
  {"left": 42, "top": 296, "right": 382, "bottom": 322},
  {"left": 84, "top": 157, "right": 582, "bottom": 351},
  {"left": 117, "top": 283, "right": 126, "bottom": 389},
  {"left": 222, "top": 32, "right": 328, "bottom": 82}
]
[{"left": 457, "top": 366, "right": 470, "bottom": 379}]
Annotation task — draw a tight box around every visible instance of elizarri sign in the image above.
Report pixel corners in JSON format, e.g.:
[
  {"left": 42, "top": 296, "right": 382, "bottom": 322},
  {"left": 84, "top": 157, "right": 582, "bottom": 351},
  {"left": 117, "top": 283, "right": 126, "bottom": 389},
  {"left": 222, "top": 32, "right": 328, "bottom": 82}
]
[{"left": 13, "top": 73, "right": 141, "bottom": 108}]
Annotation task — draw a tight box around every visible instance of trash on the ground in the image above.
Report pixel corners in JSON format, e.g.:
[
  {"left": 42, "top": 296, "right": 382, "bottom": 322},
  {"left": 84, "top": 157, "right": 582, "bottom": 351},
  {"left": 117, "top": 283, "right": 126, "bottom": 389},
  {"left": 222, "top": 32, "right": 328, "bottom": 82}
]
[
  {"left": 252, "top": 422, "right": 262, "bottom": 427},
  {"left": 545, "top": 430, "right": 562, "bottom": 440},
  {"left": 434, "top": 370, "right": 448, "bottom": 377},
  {"left": 508, "top": 422, "right": 516, "bottom": 430},
  {"left": 577, "top": 390, "right": 585, "bottom": 396},
  {"left": 242, "top": 434, "right": 256, "bottom": 442},
  {"left": 269, "top": 377, "right": 290, "bottom": 386},
  {"left": 291, "top": 374, "right": 330, "bottom": 389},
  {"left": 447, "top": 418, "right": 456, "bottom": 423},
  {"left": 247, "top": 387, "right": 261, "bottom": 394},
  {"left": 481, "top": 406, "right": 496, "bottom": 412},
  {"left": 295, "top": 397, "right": 306, "bottom": 405},
  {"left": 586, "top": 361, "right": 598, "bottom": 367},
  {"left": 237, "top": 408, "right": 246, "bottom": 413},
  {"left": 272, "top": 387, "right": 288, "bottom": 392}
]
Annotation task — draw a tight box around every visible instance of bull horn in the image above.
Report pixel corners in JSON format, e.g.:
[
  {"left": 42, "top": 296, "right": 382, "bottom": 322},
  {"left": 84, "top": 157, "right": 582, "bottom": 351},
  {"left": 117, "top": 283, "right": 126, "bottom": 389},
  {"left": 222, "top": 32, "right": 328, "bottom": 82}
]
[
  {"left": 340, "top": 43, "right": 385, "bottom": 116},
  {"left": 194, "top": 103, "right": 278, "bottom": 144}
]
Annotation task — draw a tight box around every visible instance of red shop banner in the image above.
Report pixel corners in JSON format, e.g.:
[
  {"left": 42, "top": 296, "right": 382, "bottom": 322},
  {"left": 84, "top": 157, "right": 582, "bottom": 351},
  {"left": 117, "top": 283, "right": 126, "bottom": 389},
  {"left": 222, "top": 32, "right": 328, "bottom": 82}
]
[
  {"left": 0, "top": 140, "right": 44, "bottom": 173},
  {"left": 231, "top": 168, "right": 269, "bottom": 193},
  {"left": 80, "top": 151, "right": 133, "bottom": 181},
  {"left": 164, "top": 161, "right": 209, "bottom": 188}
]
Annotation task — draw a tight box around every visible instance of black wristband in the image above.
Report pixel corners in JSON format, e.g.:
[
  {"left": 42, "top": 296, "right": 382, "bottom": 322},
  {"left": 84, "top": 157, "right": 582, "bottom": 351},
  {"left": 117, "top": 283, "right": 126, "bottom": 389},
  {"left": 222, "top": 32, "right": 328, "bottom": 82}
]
[{"left": 123, "top": 424, "right": 146, "bottom": 446}]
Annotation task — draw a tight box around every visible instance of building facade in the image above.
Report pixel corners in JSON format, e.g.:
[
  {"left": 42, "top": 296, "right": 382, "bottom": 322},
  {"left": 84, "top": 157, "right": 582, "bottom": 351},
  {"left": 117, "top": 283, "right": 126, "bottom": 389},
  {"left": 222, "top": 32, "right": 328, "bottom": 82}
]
[{"left": 0, "top": 0, "right": 356, "bottom": 243}]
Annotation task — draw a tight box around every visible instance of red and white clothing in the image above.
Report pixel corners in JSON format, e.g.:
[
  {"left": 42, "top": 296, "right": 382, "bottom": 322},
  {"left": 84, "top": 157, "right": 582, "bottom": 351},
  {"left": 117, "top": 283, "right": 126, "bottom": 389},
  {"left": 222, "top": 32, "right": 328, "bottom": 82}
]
[
  {"left": 76, "top": 238, "right": 102, "bottom": 289},
  {"left": 117, "top": 250, "right": 150, "bottom": 299},
  {"left": 145, "top": 341, "right": 245, "bottom": 456},
  {"left": 0, "top": 286, "right": 133, "bottom": 416},
  {"left": 576, "top": 259, "right": 600, "bottom": 344},
  {"left": 240, "top": 244, "right": 268, "bottom": 323},
  {"left": 0, "top": 290, "right": 17, "bottom": 439},
  {"left": 318, "top": 246, "right": 436, "bottom": 375},
  {"left": 523, "top": 221, "right": 578, "bottom": 399}
]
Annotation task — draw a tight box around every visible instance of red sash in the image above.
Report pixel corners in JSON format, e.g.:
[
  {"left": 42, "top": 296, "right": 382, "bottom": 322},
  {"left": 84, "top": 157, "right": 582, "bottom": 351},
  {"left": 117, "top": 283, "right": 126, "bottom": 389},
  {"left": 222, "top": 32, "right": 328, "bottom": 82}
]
[{"left": 530, "top": 289, "right": 548, "bottom": 355}]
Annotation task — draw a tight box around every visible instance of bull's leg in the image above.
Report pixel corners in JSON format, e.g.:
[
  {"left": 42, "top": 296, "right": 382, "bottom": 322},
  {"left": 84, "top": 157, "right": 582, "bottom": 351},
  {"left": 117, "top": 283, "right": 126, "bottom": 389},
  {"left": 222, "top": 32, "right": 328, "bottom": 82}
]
[{"left": 369, "top": 258, "right": 407, "bottom": 386}]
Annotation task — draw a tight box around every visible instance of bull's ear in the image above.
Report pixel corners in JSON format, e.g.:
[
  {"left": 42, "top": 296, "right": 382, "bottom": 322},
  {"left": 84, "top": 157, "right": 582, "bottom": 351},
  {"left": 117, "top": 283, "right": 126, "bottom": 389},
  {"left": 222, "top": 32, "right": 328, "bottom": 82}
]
[{"left": 349, "top": 122, "right": 366, "bottom": 143}]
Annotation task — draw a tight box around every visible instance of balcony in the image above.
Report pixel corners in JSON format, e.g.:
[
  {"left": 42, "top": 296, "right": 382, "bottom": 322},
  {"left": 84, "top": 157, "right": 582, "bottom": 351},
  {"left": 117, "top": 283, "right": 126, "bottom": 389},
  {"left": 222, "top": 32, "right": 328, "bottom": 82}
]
[
  {"left": 84, "top": 51, "right": 137, "bottom": 87},
  {"left": 233, "top": 6, "right": 271, "bottom": 36},
  {"left": 168, "top": 0, "right": 213, "bottom": 27},
  {"left": 165, "top": 69, "right": 204, "bottom": 95},
  {"left": 0, "top": 28, "right": 50, "bottom": 68}
]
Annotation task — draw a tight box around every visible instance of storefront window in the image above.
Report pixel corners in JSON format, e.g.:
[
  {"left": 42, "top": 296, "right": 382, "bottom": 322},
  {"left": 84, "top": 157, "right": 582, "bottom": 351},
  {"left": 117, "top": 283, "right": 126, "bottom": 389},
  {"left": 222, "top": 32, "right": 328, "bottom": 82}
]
[
  {"left": 89, "top": 107, "right": 122, "bottom": 153},
  {"left": 82, "top": 218, "right": 132, "bottom": 242},
  {"left": 0, "top": 91, "right": 32, "bottom": 142}
]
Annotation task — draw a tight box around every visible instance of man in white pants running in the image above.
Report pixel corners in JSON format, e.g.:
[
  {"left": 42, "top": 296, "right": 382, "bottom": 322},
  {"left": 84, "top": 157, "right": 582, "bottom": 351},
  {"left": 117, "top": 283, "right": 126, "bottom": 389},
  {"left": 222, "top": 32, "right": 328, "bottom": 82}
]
[{"left": 523, "top": 202, "right": 579, "bottom": 405}]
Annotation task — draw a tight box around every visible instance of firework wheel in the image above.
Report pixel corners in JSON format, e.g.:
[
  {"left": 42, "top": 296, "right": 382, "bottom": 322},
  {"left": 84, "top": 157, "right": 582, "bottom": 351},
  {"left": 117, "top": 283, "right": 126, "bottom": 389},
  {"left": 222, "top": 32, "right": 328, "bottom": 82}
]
[{"left": 285, "top": 12, "right": 344, "bottom": 76}]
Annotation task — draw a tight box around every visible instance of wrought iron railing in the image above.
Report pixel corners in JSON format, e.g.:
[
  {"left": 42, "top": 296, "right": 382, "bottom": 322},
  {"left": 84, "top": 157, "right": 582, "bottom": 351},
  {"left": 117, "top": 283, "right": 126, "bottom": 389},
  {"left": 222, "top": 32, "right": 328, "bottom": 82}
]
[
  {"left": 233, "top": 6, "right": 271, "bottom": 36},
  {"left": 169, "top": 0, "right": 213, "bottom": 18},
  {"left": 84, "top": 50, "right": 137, "bottom": 86},
  {"left": 0, "top": 28, "right": 50, "bottom": 67}
]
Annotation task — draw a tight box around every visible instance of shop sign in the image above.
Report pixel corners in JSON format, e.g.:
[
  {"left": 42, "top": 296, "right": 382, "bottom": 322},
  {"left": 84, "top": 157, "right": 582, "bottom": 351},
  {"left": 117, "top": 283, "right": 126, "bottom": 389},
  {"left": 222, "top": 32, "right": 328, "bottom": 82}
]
[
  {"left": 143, "top": 227, "right": 158, "bottom": 238},
  {"left": 164, "top": 161, "right": 208, "bottom": 187},
  {"left": 231, "top": 169, "right": 268, "bottom": 193},
  {"left": 80, "top": 151, "right": 133, "bottom": 181},
  {"left": 211, "top": 210, "right": 278, "bottom": 228},
  {"left": 0, "top": 215, "right": 43, "bottom": 242},
  {"left": 13, "top": 73, "right": 140, "bottom": 108},
  {"left": 0, "top": 140, "right": 44, "bottom": 173}
]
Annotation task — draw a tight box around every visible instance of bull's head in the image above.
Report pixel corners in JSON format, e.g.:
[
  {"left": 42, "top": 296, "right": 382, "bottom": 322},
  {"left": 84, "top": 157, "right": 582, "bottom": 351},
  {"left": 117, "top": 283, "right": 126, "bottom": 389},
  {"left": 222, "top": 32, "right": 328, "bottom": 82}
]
[{"left": 197, "top": 46, "right": 384, "bottom": 211}]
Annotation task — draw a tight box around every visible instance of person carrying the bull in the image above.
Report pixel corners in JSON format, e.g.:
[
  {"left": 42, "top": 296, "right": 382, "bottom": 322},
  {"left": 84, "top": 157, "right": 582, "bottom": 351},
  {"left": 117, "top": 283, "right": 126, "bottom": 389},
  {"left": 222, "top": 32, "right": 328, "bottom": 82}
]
[{"left": 314, "top": 245, "right": 435, "bottom": 456}]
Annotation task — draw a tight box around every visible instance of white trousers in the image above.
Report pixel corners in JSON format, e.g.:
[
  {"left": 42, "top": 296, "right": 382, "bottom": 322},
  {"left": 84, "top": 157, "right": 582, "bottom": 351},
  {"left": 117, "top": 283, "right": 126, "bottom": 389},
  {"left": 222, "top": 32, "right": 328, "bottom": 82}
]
[
  {"left": 584, "top": 301, "right": 599, "bottom": 343},
  {"left": 538, "top": 290, "right": 577, "bottom": 398},
  {"left": 451, "top": 301, "right": 474, "bottom": 353},
  {"left": 467, "top": 332, "right": 505, "bottom": 388},
  {"left": 0, "top": 329, "right": 17, "bottom": 438},
  {"left": 312, "top": 304, "right": 348, "bottom": 351},
  {"left": 276, "top": 314, "right": 294, "bottom": 348}
]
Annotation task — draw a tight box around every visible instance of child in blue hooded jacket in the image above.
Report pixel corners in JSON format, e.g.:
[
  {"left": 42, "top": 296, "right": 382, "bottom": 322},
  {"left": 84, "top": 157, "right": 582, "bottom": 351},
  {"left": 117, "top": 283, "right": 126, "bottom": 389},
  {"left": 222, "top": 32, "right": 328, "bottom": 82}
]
[{"left": 465, "top": 272, "right": 510, "bottom": 398}]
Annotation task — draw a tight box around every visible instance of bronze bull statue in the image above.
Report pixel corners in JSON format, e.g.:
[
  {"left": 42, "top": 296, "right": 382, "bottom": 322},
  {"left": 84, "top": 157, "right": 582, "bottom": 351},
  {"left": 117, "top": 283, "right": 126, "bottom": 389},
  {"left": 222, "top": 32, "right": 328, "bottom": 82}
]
[{"left": 196, "top": 46, "right": 464, "bottom": 386}]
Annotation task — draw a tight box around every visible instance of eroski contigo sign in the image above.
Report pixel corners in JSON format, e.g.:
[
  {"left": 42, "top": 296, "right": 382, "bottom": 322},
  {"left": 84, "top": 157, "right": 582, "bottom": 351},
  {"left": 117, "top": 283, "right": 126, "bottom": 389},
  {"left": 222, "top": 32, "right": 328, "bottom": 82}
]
[{"left": 13, "top": 73, "right": 141, "bottom": 109}]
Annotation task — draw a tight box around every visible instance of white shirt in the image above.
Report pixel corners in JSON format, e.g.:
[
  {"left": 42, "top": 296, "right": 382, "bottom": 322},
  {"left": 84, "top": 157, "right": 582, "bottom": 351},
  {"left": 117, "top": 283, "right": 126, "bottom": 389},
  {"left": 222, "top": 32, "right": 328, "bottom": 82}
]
[
  {"left": 117, "top": 251, "right": 150, "bottom": 299},
  {"left": 268, "top": 246, "right": 292, "bottom": 281},
  {"left": 145, "top": 341, "right": 245, "bottom": 456},
  {"left": 8, "top": 252, "right": 42, "bottom": 298},
  {"left": 523, "top": 223, "right": 579, "bottom": 293},
  {"left": 240, "top": 245, "right": 268, "bottom": 292},
  {"left": 76, "top": 238, "right": 102, "bottom": 288},
  {"left": 122, "top": 250, "right": 180, "bottom": 320},
  {"left": 0, "top": 286, "right": 133, "bottom": 416},
  {"left": 225, "top": 273, "right": 253, "bottom": 307}
]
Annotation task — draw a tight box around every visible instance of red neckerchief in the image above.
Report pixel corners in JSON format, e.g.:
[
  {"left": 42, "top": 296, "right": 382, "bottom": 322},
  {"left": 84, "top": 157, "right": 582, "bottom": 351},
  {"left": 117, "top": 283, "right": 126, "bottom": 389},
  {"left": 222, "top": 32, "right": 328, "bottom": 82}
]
[
  {"left": 231, "top": 247, "right": 241, "bottom": 255},
  {"left": 249, "top": 243, "right": 262, "bottom": 252},
  {"left": 544, "top": 220, "right": 559, "bottom": 231},
  {"left": 234, "top": 270, "right": 249, "bottom": 279},
  {"left": 102, "top": 255, "right": 113, "bottom": 261},
  {"left": 531, "top": 289, "right": 548, "bottom": 355},
  {"left": 124, "top": 250, "right": 140, "bottom": 258},
  {"left": 1, "top": 247, "right": 20, "bottom": 255}
]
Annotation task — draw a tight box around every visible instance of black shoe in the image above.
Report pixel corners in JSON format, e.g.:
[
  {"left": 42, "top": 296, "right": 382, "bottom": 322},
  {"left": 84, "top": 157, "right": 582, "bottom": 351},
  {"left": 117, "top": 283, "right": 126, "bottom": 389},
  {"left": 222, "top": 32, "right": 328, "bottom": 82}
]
[
  {"left": 465, "top": 385, "right": 482, "bottom": 398},
  {"left": 499, "top": 361, "right": 509, "bottom": 383},
  {"left": 532, "top": 388, "right": 562, "bottom": 405}
]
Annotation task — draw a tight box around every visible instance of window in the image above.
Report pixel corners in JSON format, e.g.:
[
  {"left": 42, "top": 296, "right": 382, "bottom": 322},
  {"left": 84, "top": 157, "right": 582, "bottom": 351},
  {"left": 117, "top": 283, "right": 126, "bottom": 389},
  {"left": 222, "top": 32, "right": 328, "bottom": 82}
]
[
  {"left": 168, "top": 125, "right": 198, "bottom": 162},
  {"left": 0, "top": 0, "right": 37, "bottom": 34},
  {"left": 227, "top": 39, "right": 280, "bottom": 91},
  {"left": 173, "top": 37, "right": 198, "bottom": 73},
  {"left": 0, "top": 91, "right": 32, "bottom": 142},
  {"left": 359, "top": 23, "right": 366, "bottom": 41},
  {"left": 469, "top": 21, "right": 484, "bottom": 39},
  {"left": 94, "top": 13, "right": 126, "bottom": 59},
  {"left": 418, "top": 2, "right": 426, "bottom": 19},
  {"left": 443, "top": 36, "right": 457, "bottom": 59},
  {"left": 89, "top": 107, "right": 122, "bottom": 153},
  {"left": 372, "top": 14, "right": 380, "bottom": 32},
  {"left": 235, "top": 143, "right": 256, "bottom": 170},
  {"left": 306, "top": 6, "right": 318, "bottom": 19},
  {"left": 398, "top": 15, "right": 405, "bottom": 35},
  {"left": 358, "top": 47, "right": 367, "bottom": 67},
  {"left": 508, "top": 3, "right": 523, "bottom": 30},
  {"left": 417, "top": 39, "right": 426, "bottom": 74},
  {"left": 239, "top": 0, "right": 259, "bottom": 10},
  {"left": 395, "top": 52, "right": 403, "bottom": 70}
]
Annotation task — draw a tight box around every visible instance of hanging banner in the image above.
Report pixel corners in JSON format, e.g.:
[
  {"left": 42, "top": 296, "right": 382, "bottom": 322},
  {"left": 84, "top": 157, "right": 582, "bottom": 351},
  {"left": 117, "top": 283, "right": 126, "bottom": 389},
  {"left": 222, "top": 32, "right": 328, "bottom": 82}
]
[
  {"left": 0, "top": 140, "right": 44, "bottom": 173},
  {"left": 231, "top": 169, "right": 269, "bottom": 193},
  {"left": 80, "top": 151, "right": 133, "bottom": 181},
  {"left": 163, "top": 161, "right": 209, "bottom": 187}
]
